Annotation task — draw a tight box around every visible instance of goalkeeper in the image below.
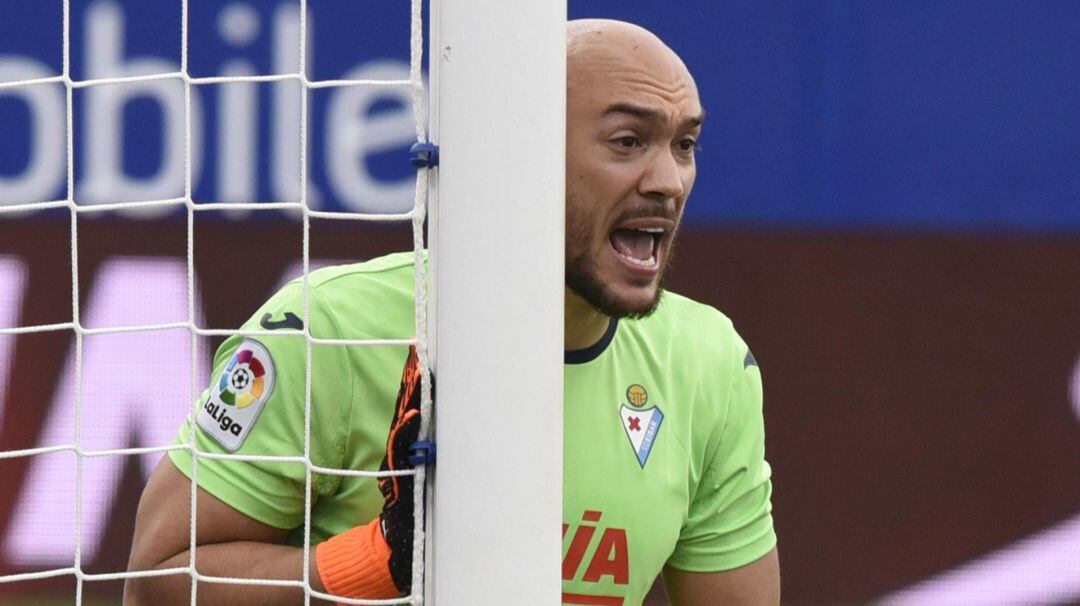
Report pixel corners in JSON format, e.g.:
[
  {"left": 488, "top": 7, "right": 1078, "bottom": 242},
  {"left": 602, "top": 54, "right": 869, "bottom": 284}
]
[{"left": 125, "top": 18, "right": 779, "bottom": 606}]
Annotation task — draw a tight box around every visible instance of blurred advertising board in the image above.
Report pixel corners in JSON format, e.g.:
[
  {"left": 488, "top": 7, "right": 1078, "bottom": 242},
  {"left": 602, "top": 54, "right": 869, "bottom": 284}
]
[
  {"left": 3, "top": 1, "right": 1080, "bottom": 230},
  {"left": 0, "top": 223, "right": 1076, "bottom": 603}
]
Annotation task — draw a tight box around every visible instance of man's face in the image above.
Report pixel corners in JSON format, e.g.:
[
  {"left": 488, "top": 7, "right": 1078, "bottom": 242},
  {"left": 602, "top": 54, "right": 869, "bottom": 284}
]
[{"left": 566, "top": 30, "right": 703, "bottom": 318}]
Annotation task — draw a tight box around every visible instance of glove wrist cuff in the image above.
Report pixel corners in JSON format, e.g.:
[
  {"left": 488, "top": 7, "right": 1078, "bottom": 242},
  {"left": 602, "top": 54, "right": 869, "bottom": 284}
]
[{"left": 316, "top": 518, "right": 400, "bottom": 600}]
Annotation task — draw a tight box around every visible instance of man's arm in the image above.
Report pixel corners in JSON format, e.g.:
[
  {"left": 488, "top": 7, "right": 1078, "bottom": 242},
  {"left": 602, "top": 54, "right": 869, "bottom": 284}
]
[
  {"left": 123, "top": 456, "right": 332, "bottom": 606},
  {"left": 126, "top": 345, "right": 424, "bottom": 605},
  {"left": 663, "top": 547, "right": 780, "bottom": 606}
]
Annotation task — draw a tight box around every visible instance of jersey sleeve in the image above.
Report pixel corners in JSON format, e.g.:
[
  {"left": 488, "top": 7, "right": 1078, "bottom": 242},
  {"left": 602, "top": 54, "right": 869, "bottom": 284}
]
[
  {"left": 168, "top": 282, "right": 353, "bottom": 530},
  {"left": 667, "top": 336, "right": 776, "bottom": 572}
]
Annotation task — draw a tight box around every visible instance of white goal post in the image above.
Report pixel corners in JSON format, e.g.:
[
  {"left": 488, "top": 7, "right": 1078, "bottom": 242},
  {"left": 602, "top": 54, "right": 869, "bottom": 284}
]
[{"left": 425, "top": 0, "right": 566, "bottom": 604}]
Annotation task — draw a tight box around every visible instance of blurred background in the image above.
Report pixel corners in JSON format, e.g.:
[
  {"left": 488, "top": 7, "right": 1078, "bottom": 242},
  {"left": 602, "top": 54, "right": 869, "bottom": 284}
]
[{"left": 1, "top": 1, "right": 1078, "bottom": 604}]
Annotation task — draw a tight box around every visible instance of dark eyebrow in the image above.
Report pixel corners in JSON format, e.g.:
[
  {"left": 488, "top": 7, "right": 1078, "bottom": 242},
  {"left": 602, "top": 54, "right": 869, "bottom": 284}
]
[{"left": 601, "top": 103, "right": 705, "bottom": 130}]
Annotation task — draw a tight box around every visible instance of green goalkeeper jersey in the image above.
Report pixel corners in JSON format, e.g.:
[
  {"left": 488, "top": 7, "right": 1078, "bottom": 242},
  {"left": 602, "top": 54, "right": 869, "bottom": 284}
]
[{"left": 170, "top": 252, "right": 775, "bottom": 606}]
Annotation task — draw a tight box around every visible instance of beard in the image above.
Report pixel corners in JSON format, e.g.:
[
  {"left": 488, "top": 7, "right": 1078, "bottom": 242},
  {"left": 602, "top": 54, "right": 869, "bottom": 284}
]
[
  {"left": 566, "top": 259, "right": 666, "bottom": 319},
  {"left": 565, "top": 189, "right": 682, "bottom": 319},
  {"left": 565, "top": 231, "right": 675, "bottom": 320}
]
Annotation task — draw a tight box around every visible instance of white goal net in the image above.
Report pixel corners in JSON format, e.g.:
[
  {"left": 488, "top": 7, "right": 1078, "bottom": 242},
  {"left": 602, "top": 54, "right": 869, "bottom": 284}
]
[{"left": 0, "top": 1, "right": 430, "bottom": 604}]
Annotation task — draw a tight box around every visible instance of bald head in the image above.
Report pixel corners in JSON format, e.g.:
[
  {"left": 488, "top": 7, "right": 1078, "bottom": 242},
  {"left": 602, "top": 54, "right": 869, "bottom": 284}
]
[
  {"left": 567, "top": 19, "right": 673, "bottom": 59},
  {"left": 567, "top": 19, "right": 697, "bottom": 101}
]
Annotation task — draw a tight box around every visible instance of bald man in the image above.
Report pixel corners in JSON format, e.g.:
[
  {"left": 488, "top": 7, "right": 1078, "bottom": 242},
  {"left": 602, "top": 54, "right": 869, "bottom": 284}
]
[{"left": 125, "top": 19, "right": 778, "bottom": 606}]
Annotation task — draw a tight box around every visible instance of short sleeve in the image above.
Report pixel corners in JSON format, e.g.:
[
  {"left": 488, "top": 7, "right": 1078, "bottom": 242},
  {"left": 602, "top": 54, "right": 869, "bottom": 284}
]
[
  {"left": 667, "top": 342, "right": 776, "bottom": 572},
  {"left": 168, "top": 283, "right": 352, "bottom": 530}
]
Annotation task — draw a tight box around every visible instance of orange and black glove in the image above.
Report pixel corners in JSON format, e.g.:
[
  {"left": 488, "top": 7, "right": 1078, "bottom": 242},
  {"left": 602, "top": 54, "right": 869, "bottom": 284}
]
[
  {"left": 316, "top": 346, "right": 426, "bottom": 600},
  {"left": 378, "top": 345, "right": 423, "bottom": 592}
]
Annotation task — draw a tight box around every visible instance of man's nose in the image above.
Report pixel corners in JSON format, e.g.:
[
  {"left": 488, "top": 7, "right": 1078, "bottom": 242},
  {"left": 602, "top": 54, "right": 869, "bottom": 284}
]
[{"left": 639, "top": 148, "right": 685, "bottom": 201}]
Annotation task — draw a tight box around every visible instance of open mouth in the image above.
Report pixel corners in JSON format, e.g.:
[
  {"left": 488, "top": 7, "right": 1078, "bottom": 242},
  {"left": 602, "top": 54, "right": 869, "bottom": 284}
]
[{"left": 609, "top": 227, "right": 663, "bottom": 269}]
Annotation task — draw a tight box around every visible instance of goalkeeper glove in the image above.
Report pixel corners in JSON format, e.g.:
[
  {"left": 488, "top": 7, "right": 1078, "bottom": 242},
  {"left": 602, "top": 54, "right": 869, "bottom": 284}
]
[{"left": 316, "top": 345, "right": 424, "bottom": 599}]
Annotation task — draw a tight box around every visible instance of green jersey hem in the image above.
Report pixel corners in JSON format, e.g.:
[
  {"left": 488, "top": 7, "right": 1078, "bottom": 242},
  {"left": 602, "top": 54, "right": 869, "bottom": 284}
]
[
  {"left": 666, "top": 526, "right": 777, "bottom": 573},
  {"left": 168, "top": 448, "right": 301, "bottom": 531}
]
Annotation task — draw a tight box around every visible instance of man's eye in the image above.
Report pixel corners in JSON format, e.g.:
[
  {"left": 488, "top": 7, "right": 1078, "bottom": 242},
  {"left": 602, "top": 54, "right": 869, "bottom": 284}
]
[
  {"left": 678, "top": 138, "right": 698, "bottom": 152},
  {"left": 617, "top": 136, "right": 640, "bottom": 148}
]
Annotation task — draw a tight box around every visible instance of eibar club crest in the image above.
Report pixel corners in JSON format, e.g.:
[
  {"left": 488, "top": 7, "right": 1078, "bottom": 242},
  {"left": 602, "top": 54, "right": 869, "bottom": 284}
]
[{"left": 619, "top": 384, "right": 664, "bottom": 468}]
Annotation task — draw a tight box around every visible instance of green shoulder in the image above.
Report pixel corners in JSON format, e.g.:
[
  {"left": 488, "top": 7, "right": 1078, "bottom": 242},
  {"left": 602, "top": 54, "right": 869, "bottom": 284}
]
[
  {"left": 258, "top": 252, "right": 419, "bottom": 340},
  {"left": 647, "top": 290, "right": 753, "bottom": 376}
]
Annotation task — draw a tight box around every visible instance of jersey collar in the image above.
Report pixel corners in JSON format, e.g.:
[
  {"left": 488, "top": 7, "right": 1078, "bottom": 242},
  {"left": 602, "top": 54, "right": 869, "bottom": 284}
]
[{"left": 564, "top": 317, "right": 618, "bottom": 365}]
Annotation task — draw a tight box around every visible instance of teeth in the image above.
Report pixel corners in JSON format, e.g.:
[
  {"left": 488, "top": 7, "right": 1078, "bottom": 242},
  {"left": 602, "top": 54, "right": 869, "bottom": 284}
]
[
  {"left": 618, "top": 251, "right": 657, "bottom": 267},
  {"left": 638, "top": 227, "right": 665, "bottom": 233}
]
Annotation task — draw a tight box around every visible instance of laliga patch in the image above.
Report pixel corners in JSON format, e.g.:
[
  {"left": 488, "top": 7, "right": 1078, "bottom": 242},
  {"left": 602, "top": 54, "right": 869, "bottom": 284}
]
[
  {"left": 619, "top": 384, "right": 664, "bottom": 468},
  {"left": 197, "top": 339, "right": 276, "bottom": 451}
]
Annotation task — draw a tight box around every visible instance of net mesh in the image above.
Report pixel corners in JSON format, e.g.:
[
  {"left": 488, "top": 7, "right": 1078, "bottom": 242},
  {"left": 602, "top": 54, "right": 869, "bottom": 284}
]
[{"left": 0, "top": 1, "right": 433, "bottom": 604}]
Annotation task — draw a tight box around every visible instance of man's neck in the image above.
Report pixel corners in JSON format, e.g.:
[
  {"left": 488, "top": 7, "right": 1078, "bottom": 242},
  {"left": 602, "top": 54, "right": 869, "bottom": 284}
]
[{"left": 564, "top": 288, "right": 611, "bottom": 351}]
